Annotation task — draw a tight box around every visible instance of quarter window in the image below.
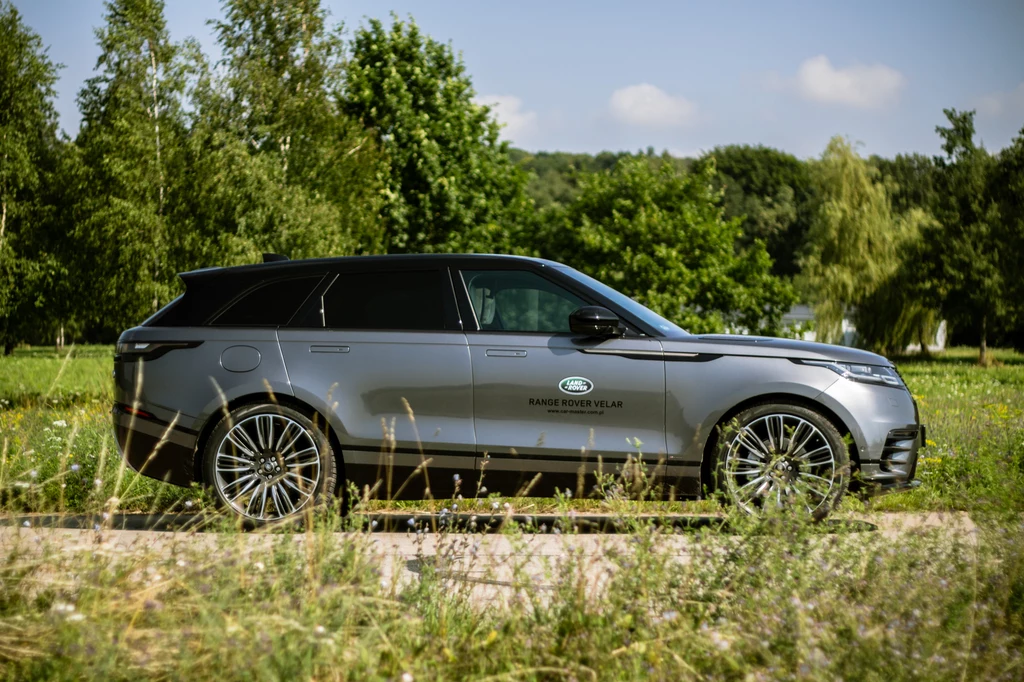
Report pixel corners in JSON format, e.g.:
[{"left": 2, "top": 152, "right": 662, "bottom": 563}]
[
  {"left": 214, "top": 276, "right": 322, "bottom": 327},
  {"left": 461, "top": 270, "right": 586, "bottom": 333},
  {"left": 320, "top": 270, "right": 447, "bottom": 331}
]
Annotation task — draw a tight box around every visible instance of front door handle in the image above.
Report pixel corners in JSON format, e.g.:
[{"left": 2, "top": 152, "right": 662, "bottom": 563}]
[
  {"left": 310, "top": 345, "right": 350, "bottom": 354},
  {"left": 485, "top": 349, "right": 527, "bottom": 358}
]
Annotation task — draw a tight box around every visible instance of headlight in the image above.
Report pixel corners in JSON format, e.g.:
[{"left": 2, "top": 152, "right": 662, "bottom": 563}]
[{"left": 801, "top": 359, "right": 905, "bottom": 389}]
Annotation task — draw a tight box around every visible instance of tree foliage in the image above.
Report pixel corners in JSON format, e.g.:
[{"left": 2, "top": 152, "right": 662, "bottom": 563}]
[
  {"left": 1, "top": 2, "right": 1022, "bottom": 360},
  {"left": 799, "top": 137, "right": 938, "bottom": 353},
  {"left": 343, "top": 15, "right": 532, "bottom": 254},
  {"left": 0, "top": 1, "right": 62, "bottom": 352},
  {"left": 923, "top": 109, "right": 1007, "bottom": 362},
  {"left": 871, "top": 153, "right": 938, "bottom": 217},
  {"left": 199, "top": 0, "right": 386, "bottom": 258},
  {"left": 990, "top": 128, "right": 1024, "bottom": 322},
  {"left": 540, "top": 157, "right": 795, "bottom": 334},
  {"left": 71, "top": 0, "right": 188, "bottom": 334},
  {"left": 511, "top": 148, "right": 690, "bottom": 209},
  {"left": 695, "top": 145, "right": 814, "bottom": 278}
]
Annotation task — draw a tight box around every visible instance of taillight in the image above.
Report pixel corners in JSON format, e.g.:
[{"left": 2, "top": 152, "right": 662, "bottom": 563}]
[
  {"left": 116, "top": 404, "right": 155, "bottom": 419},
  {"left": 114, "top": 341, "right": 201, "bottom": 361}
]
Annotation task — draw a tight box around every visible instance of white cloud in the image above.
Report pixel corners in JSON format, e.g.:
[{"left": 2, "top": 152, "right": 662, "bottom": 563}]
[
  {"left": 474, "top": 95, "right": 538, "bottom": 142},
  {"left": 976, "top": 82, "right": 1024, "bottom": 117},
  {"left": 609, "top": 83, "right": 698, "bottom": 128},
  {"left": 781, "top": 55, "right": 905, "bottom": 109}
]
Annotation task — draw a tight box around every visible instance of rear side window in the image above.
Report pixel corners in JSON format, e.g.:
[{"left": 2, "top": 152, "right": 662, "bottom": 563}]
[
  {"left": 320, "top": 270, "right": 446, "bottom": 331},
  {"left": 214, "top": 276, "right": 322, "bottom": 327}
]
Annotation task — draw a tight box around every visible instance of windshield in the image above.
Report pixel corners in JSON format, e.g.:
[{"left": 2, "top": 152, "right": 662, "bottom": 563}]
[{"left": 554, "top": 266, "right": 688, "bottom": 336}]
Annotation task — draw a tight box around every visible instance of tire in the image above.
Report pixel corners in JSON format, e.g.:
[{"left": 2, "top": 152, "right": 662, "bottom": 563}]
[
  {"left": 713, "top": 403, "right": 850, "bottom": 520},
  {"left": 202, "top": 403, "right": 337, "bottom": 524}
]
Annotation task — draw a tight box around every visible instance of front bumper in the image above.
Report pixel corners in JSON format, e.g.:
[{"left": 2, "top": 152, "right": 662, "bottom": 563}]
[
  {"left": 112, "top": 404, "right": 198, "bottom": 487},
  {"left": 857, "top": 424, "right": 925, "bottom": 495},
  {"left": 815, "top": 378, "right": 924, "bottom": 495}
]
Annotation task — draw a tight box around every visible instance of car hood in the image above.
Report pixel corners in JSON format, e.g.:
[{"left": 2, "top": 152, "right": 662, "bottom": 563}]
[{"left": 662, "top": 334, "right": 892, "bottom": 366}]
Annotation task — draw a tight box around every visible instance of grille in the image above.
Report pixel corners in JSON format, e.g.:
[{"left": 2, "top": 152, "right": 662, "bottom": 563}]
[{"left": 881, "top": 428, "right": 919, "bottom": 477}]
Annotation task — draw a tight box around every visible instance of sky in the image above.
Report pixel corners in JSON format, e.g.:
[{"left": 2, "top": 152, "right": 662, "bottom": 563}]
[{"left": 12, "top": 0, "right": 1024, "bottom": 159}]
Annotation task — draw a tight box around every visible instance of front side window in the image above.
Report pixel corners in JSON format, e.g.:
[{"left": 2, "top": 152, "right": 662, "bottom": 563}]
[
  {"left": 320, "top": 270, "right": 447, "bottom": 331},
  {"left": 461, "top": 270, "right": 587, "bottom": 333}
]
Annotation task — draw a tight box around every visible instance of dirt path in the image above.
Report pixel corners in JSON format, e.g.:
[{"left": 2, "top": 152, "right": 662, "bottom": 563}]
[{"left": 1, "top": 512, "right": 978, "bottom": 607}]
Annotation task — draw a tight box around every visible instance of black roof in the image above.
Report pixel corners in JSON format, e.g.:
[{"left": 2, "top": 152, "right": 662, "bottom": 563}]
[{"left": 180, "top": 253, "right": 564, "bottom": 282}]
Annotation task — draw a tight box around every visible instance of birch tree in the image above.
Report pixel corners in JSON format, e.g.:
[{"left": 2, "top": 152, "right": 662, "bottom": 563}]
[
  {"left": 0, "top": 2, "right": 61, "bottom": 352},
  {"left": 195, "top": 0, "right": 385, "bottom": 258},
  {"left": 74, "top": 0, "right": 188, "bottom": 331}
]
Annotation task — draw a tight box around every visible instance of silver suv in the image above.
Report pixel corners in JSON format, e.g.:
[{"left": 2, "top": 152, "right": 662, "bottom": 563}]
[{"left": 113, "top": 254, "right": 923, "bottom": 522}]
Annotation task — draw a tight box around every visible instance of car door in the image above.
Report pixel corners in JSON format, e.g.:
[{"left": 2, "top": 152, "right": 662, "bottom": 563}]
[
  {"left": 277, "top": 266, "right": 475, "bottom": 499},
  {"left": 456, "top": 266, "right": 667, "bottom": 496}
]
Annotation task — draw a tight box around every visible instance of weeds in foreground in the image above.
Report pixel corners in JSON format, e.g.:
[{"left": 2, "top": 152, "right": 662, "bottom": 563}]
[
  {"left": 0, "top": 346, "right": 1023, "bottom": 678},
  {"left": 1, "top": 508, "right": 1022, "bottom": 680}
]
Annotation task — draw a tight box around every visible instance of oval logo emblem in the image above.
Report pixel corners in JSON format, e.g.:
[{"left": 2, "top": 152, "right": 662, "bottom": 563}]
[{"left": 559, "top": 376, "right": 594, "bottom": 395}]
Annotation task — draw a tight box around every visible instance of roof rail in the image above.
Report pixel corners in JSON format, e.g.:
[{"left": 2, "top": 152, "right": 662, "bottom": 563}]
[{"left": 262, "top": 253, "right": 289, "bottom": 263}]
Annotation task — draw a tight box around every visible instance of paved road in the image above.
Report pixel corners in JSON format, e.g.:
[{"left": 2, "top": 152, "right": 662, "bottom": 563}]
[{"left": 1, "top": 512, "right": 976, "bottom": 607}]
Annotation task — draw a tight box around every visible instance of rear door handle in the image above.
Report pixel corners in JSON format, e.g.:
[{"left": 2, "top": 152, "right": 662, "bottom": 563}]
[
  {"left": 485, "top": 349, "right": 527, "bottom": 357},
  {"left": 310, "top": 345, "right": 350, "bottom": 353}
]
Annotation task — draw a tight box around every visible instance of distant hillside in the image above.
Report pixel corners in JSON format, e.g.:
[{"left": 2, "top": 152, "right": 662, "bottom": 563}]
[{"left": 510, "top": 148, "right": 693, "bottom": 208}]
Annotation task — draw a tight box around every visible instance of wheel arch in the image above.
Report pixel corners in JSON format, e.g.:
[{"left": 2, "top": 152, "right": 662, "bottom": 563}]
[
  {"left": 699, "top": 392, "right": 859, "bottom": 493},
  {"left": 192, "top": 392, "right": 346, "bottom": 489}
]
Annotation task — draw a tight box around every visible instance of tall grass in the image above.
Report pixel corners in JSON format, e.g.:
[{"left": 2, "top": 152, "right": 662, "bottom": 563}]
[
  {"left": 2, "top": 508, "right": 1023, "bottom": 679},
  {"left": 0, "top": 346, "right": 1023, "bottom": 679}
]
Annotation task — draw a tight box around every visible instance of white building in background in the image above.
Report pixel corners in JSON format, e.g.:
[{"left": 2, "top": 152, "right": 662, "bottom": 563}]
[{"left": 780, "top": 304, "right": 947, "bottom": 352}]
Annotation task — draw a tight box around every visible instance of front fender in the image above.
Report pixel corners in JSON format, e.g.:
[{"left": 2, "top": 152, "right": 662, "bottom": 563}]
[{"left": 665, "top": 355, "right": 842, "bottom": 464}]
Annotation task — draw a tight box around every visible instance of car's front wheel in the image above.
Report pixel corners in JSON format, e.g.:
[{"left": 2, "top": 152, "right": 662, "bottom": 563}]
[
  {"left": 714, "top": 403, "right": 849, "bottom": 520},
  {"left": 202, "top": 403, "right": 337, "bottom": 523}
]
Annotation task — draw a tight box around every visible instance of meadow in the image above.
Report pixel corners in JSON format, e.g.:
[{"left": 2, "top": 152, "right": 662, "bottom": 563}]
[{"left": 0, "top": 345, "right": 1022, "bottom": 680}]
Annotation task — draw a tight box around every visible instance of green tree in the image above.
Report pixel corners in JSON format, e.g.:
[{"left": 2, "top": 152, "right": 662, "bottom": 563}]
[
  {"left": 990, "top": 127, "right": 1024, "bottom": 331},
  {"left": 540, "top": 157, "right": 795, "bottom": 334},
  {"left": 800, "top": 137, "right": 936, "bottom": 353},
  {"left": 695, "top": 145, "right": 815, "bottom": 278},
  {"left": 195, "top": 0, "right": 385, "bottom": 259},
  {"left": 871, "top": 153, "right": 938, "bottom": 216},
  {"left": 512, "top": 148, "right": 690, "bottom": 209},
  {"left": 343, "top": 15, "right": 531, "bottom": 254},
  {"left": 924, "top": 109, "right": 1006, "bottom": 364},
  {"left": 72, "top": 0, "right": 189, "bottom": 334},
  {"left": 0, "top": 2, "right": 62, "bottom": 352}
]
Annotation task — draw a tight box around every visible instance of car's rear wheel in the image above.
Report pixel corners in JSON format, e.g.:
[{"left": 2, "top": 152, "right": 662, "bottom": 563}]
[
  {"left": 714, "top": 403, "right": 849, "bottom": 520},
  {"left": 203, "top": 403, "right": 337, "bottom": 524}
]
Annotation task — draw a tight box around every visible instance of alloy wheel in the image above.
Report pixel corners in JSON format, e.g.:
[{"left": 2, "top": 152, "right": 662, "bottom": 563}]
[
  {"left": 214, "top": 413, "right": 322, "bottom": 521},
  {"left": 722, "top": 413, "right": 840, "bottom": 515}
]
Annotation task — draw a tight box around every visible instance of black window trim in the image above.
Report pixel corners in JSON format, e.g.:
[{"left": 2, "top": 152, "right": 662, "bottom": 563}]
[{"left": 287, "top": 273, "right": 338, "bottom": 329}]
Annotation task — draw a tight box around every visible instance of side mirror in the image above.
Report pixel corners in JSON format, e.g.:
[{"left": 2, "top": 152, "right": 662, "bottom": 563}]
[{"left": 569, "top": 306, "right": 623, "bottom": 337}]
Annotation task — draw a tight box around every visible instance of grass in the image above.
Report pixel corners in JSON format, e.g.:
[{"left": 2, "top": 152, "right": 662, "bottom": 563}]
[{"left": 0, "top": 345, "right": 1022, "bottom": 679}]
